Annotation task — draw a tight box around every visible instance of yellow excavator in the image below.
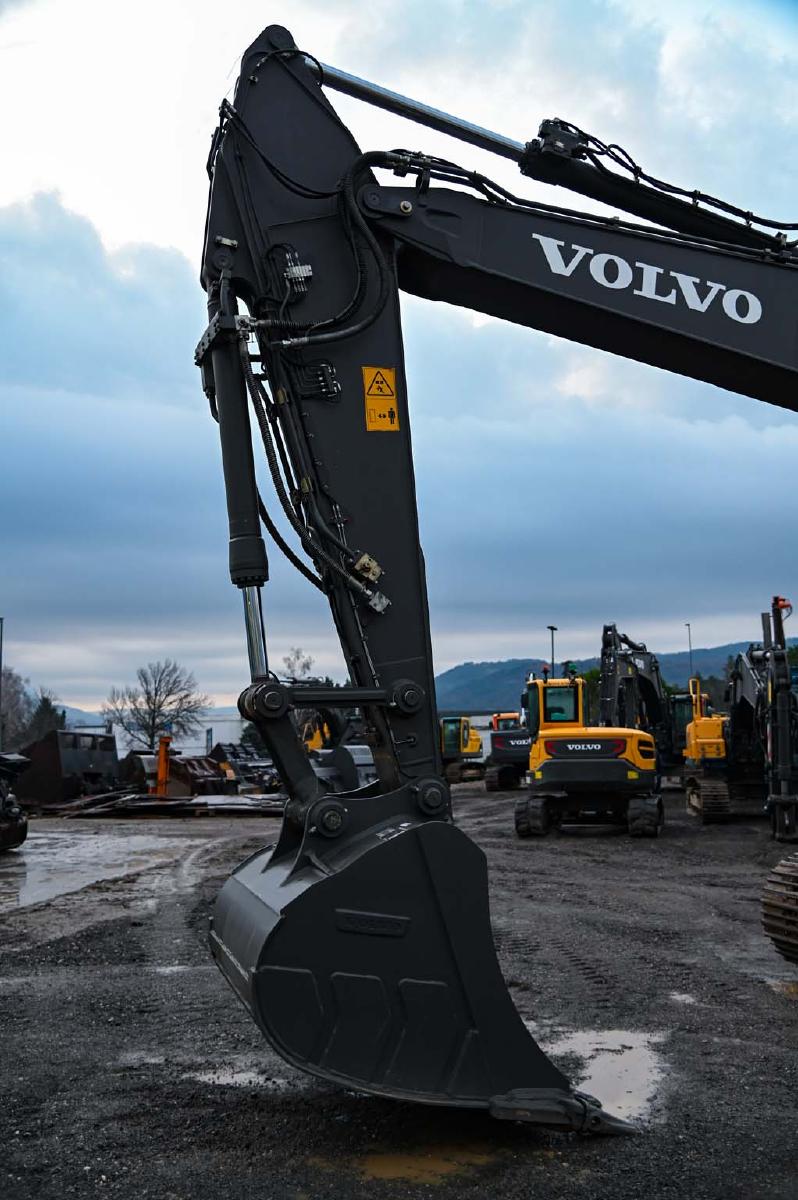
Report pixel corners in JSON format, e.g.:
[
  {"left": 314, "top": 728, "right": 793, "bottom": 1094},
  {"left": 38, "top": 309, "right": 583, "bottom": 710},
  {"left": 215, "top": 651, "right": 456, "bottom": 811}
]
[
  {"left": 684, "top": 598, "right": 795, "bottom": 823},
  {"left": 682, "top": 678, "right": 730, "bottom": 820},
  {"left": 514, "top": 672, "right": 662, "bottom": 837},
  {"left": 439, "top": 716, "right": 483, "bottom": 783}
]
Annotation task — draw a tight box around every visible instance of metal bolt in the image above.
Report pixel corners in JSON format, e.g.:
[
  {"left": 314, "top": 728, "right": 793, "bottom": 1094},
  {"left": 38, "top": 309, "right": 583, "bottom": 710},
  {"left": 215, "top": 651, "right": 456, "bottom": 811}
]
[
  {"left": 321, "top": 808, "right": 344, "bottom": 833},
  {"left": 367, "top": 191, "right": 381, "bottom": 206},
  {"left": 262, "top": 688, "right": 283, "bottom": 711},
  {"left": 421, "top": 785, "right": 444, "bottom": 810},
  {"left": 399, "top": 200, "right": 413, "bottom": 215}
]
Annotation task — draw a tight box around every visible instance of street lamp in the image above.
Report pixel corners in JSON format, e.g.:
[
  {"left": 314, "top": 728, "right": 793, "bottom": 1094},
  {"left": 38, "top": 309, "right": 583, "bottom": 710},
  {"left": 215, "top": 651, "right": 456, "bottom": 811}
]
[
  {"left": 547, "top": 624, "right": 558, "bottom": 678},
  {"left": 685, "top": 622, "right": 694, "bottom": 679}
]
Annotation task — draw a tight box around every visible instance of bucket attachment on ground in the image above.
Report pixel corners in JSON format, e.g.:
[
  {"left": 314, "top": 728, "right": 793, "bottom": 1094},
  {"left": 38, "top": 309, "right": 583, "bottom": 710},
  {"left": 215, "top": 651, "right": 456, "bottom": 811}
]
[{"left": 210, "top": 784, "right": 633, "bottom": 1133}]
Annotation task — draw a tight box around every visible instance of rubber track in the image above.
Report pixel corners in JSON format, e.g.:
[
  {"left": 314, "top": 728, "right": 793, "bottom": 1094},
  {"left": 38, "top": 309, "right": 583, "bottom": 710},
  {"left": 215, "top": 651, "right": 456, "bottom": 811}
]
[
  {"left": 627, "top": 794, "right": 662, "bottom": 838},
  {"left": 689, "top": 778, "right": 732, "bottom": 824},
  {"left": 514, "top": 794, "right": 552, "bottom": 838},
  {"left": 762, "top": 852, "right": 798, "bottom": 965},
  {"left": 485, "top": 767, "right": 501, "bottom": 792}
]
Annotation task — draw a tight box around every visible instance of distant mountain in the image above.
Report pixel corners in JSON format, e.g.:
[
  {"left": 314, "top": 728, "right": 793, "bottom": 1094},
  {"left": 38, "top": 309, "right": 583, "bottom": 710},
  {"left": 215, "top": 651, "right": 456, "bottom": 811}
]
[
  {"left": 60, "top": 704, "right": 241, "bottom": 729},
  {"left": 62, "top": 705, "right": 104, "bottom": 727},
  {"left": 434, "top": 639, "right": 797, "bottom": 712}
]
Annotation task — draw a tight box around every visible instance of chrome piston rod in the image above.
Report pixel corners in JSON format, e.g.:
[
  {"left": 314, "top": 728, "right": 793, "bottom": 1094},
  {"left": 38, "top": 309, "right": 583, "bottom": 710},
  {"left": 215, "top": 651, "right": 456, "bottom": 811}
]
[
  {"left": 242, "top": 586, "right": 268, "bottom": 680},
  {"left": 312, "top": 60, "right": 525, "bottom": 162}
]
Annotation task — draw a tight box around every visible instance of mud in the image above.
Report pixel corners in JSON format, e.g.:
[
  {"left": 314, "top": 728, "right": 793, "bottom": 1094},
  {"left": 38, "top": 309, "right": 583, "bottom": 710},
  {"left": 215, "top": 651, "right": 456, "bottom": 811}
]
[
  {"left": 1, "top": 792, "right": 796, "bottom": 1199},
  {"left": 0, "top": 829, "right": 202, "bottom": 910}
]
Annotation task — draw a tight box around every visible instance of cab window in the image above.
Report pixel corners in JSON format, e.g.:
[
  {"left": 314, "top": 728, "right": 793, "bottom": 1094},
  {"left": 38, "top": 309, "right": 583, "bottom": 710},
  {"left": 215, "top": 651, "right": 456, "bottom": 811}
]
[
  {"left": 544, "top": 687, "right": 579, "bottom": 722},
  {"left": 441, "top": 719, "right": 461, "bottom": 756}
]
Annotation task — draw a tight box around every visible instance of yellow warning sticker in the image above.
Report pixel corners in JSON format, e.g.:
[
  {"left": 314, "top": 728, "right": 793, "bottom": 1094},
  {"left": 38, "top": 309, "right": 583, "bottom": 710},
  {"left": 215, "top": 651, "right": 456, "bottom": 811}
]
[{"left": 362, "top": 366, "right": 400, "bottom": 431}]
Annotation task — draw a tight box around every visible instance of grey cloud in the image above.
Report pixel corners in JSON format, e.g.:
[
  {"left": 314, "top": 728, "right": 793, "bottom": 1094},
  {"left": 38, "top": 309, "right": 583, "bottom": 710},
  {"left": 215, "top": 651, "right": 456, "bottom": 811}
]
[
  {"left": 333, "top": 0, "right": 796, "bottom": 230},
  {"left": 0, "top": 194, "right": 203, "bottom": 403}
]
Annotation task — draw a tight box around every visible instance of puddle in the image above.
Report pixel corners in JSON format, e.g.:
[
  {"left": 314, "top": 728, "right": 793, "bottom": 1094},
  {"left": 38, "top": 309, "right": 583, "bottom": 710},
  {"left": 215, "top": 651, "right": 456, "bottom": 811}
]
[
  {"left": 360, "top": 1145, "right": 495, "bottom": 1183},
  {"left": 540, "top": 1028, "right": 666, "bottom": 1121},
  {"left": 669, "top": 992, "right": 697, "bottom": 1005},
  {"left": 310, "top": 1146, "right": 496, "bottom": 1185},
  {"left": 0, "top": 831, "right": 201, "bottom": 911}
]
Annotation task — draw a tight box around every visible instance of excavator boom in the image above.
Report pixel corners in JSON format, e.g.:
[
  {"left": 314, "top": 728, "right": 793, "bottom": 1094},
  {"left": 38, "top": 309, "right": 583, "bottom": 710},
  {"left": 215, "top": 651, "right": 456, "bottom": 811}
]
[{"left": 197, "top": 25, "right": 796, "bottom": 1132}]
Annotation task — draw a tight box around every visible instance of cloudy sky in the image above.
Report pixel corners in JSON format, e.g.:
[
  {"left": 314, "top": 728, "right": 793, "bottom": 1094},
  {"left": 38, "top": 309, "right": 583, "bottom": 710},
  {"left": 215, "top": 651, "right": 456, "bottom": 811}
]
[{"left": 1, "top": 0, "right": 796, "bottom": 706}]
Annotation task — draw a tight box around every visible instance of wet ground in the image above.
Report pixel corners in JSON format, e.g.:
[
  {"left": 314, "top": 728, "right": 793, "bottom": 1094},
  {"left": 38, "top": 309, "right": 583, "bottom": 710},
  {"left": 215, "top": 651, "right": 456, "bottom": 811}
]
[{"left": 1, "top": 789, "right": 796, "bottom": 1199}]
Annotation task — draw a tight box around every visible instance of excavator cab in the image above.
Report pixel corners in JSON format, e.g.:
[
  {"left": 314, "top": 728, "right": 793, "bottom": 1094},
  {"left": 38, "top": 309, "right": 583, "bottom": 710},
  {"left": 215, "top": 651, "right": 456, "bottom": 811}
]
[{"left": 491, "top": 712, "right": 521, "bottom": 731}]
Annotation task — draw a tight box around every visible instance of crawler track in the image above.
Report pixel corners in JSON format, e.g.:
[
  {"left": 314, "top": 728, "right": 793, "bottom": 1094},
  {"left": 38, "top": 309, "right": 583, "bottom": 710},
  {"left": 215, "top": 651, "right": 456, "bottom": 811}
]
[
  {"left": 762, "top": 852, "right": 798, "bottom": 964},
  {"left": 686, "top": 778, "right": 731, "bottom": 823}
]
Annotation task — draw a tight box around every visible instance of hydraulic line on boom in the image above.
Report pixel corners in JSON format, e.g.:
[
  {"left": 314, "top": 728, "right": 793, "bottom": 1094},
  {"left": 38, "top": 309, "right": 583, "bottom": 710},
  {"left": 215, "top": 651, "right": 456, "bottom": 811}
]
[{"left": 196, "top": 24, "right": 798, "bottom": 1134}]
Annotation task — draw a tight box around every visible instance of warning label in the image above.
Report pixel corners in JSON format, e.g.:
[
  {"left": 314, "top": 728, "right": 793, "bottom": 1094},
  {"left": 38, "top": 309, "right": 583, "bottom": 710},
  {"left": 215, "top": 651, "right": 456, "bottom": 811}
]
[{"left": 362, "top": 366, "right": 400, "bottom": 431}]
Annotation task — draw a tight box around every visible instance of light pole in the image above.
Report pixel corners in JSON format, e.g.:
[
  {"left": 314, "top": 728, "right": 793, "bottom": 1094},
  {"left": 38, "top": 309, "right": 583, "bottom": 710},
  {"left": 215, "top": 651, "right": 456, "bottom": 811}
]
[
  {"left": 685, "top": 621, "right": 694, "bottom": 679},
  {"left": 547, "top": 624, "right": 558, "bottom": 677}
]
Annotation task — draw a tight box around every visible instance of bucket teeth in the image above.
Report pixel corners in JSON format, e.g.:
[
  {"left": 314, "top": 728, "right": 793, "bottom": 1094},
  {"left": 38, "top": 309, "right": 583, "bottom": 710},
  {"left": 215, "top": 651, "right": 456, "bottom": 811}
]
[{"left": 490, "top": 1089, "right": 637, "bottom": 1135}]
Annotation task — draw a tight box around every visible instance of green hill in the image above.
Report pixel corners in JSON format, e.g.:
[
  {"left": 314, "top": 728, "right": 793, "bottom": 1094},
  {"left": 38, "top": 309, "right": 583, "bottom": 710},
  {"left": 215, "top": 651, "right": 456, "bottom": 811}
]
[{"left": 434, "top": 639, "right": 793, "bottom": 712}]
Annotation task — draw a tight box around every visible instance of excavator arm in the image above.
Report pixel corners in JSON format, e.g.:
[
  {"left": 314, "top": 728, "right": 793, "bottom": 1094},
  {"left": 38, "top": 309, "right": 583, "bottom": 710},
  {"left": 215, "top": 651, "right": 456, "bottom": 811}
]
[
  {"left": 762, "top": 597, "right": 798, "bottom": 840},
  {"left": 196, "top": 25, "right": 797, "bottom": 1132},
  {"left": 598, "top": 625, "right": 674, "bottom": 759}
]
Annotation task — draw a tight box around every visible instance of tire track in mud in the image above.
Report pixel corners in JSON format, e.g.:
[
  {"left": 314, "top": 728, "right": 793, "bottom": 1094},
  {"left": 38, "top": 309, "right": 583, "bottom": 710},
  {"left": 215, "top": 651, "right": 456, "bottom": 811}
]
[{"left": 491, "top": 920, "right": 629, "bottom": 1024}]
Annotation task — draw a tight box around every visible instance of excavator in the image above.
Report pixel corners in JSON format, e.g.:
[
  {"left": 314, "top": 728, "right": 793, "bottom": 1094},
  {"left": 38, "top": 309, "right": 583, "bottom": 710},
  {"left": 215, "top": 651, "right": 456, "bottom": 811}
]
[
  {"left": 512, "top": 627, "right": 681, "bottom": 833},
  {"left": 682, "top": 676, "right": 729, "bottom": 820},
  {"left": 439, "top": 716, "right": 483, "bottom": 783},
  {"left": 599, "top": 625, "right": 681, "bottom": 768},
  {"left": 196, "top": 25, "right": 798, "bottom": 1133},
  {"left": 514, "top": 668, "right": 661, "bottom": 837},
  {"left": 684, "top": 597, "right": 798, "bottom": 825},
  {"left": 759, "top": 597, "right": 798, "bottom": 965},
  {"left": 484, "top": 710, "right": 530, "bottom": 792}
]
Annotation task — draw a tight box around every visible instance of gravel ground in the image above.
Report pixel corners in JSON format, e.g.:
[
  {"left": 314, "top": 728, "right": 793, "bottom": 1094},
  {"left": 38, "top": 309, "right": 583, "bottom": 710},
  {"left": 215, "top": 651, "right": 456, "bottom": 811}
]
[{"left": 1, "top": 789, "right": 796, "bottom": 1200}]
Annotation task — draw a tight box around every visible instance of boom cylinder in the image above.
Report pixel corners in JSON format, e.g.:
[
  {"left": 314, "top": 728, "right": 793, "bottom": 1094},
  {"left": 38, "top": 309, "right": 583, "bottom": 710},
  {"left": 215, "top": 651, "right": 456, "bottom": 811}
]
[
  {"left": 207, "top": 298, "right": 269, "bottom": 590},
  {"left": 312, "top": 59, "right": 525, "bottom": 160}
]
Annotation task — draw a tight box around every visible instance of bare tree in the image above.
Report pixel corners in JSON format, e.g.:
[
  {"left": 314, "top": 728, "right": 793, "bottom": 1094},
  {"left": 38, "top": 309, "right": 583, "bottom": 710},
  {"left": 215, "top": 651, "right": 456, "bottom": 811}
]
[
  {"left": 1, "top": 666, "right": 34, "bottom": 750},
  {"left": 102, "top": 660, "right": 209, "bottom": 750},
  {"left": 282, "top": 646, "right": 315, "bottom": 680}
]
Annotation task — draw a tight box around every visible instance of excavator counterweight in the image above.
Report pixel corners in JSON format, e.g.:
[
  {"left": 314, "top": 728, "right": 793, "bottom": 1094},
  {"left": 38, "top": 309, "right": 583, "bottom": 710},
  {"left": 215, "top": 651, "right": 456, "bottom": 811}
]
[{"left": 197, "top": 25, "right": 798, "bottom": 1133}]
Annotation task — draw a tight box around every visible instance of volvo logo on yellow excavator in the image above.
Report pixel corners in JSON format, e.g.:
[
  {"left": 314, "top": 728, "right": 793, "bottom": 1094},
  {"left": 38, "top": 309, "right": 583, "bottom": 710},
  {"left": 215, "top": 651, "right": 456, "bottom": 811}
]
[
  {"left": 565, "top": 743, "right": 603, "bottom": 751},
  {"left": 532, "top": 233, "right": 763, "bottom": 325}
]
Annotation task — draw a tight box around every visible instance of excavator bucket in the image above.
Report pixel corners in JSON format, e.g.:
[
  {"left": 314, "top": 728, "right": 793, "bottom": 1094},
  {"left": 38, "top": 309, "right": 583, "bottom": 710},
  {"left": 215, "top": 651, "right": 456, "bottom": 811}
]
[{"left": 210, "top": 799, "right": 632, "bottom": 1132}]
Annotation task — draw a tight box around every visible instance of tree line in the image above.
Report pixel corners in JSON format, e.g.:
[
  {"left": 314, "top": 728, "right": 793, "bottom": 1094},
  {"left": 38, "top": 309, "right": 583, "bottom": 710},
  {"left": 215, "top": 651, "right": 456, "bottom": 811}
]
[
  {"left": 2, "top": 646, "right": 320, "bottom": 754},
  {"left": 0, "top": 668, "right": 67, "bottom": 751}
]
